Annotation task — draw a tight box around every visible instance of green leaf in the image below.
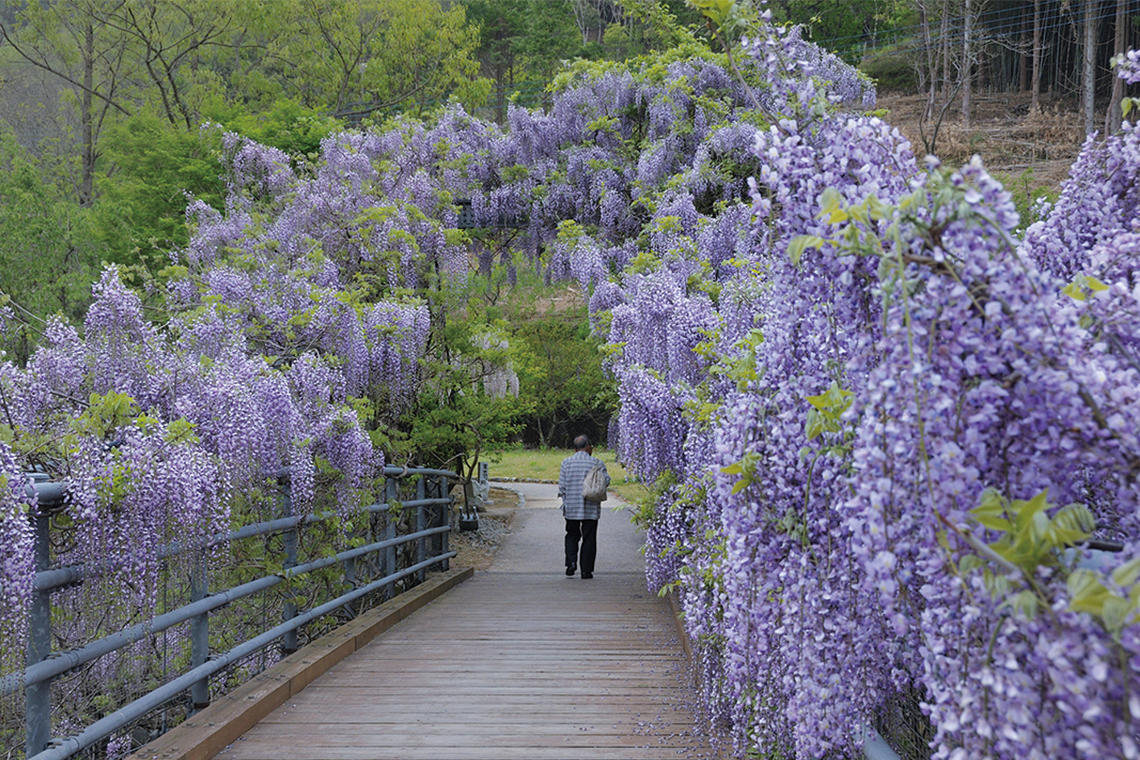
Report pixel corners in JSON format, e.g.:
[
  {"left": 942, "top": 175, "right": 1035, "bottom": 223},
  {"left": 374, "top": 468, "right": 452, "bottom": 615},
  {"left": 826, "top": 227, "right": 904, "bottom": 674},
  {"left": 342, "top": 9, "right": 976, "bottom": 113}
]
[
  {"left": 815, "top": 187, "right": 845, "bottom": 224},
  {"left": 787, "top": 235, "right": 823, "bottom": 266},
  {"left": 1050, "top": 503, "right": 1096, "bottom": 541},
  {"left": 959, "top": 554, "right": 984, "bottom": 575},
  {"left": 690, "top": 0, "right": 737, "bottom": 27},
  {"left": 988, "top": 574, "right": 1012, "bottom": 598},
  {"left": 970, "top": 489, "right": 1012, "bottom": 533},
  {"left": 803, "top": 382, "right": 853, "bottom": 442},
  {"left": 805, "top": 381, "right": 853, "bottom": 413},
  {"left": 1062, "top": 275, "right": 1109, "bottom": 302},
  {"left": 1062, "top": 281, "right": 1086, "bottom": 301},
  {"left": 936, "top": 529, "right": 951, "bottom": 552},
  {"left": 976, "top": 488, "right": 1006, "bottom": 511},
  {"left": 972, "top": 513, "right": 1012, "bottom": 532},
  {"left": 1102, "top": 595, "right": 1133, "bottom": 636},
  {"left": 805, "top": 409, "right": 823, "bottom": 441},
  {"left": 1009, "top": 489, "right": 1050, "bottom": 531},
  {"left": 1112, "top": 556, "right": 1140, "bottom": 587},
  {"left": 1068, "top": 568, "right": 1111, "bottom": 615},
  {"left": 1026, "top": 508, "right": 1051, "bottom": 545},
  {"left": 1008, "top": 589, "right": 1039, "bottom": 619}
]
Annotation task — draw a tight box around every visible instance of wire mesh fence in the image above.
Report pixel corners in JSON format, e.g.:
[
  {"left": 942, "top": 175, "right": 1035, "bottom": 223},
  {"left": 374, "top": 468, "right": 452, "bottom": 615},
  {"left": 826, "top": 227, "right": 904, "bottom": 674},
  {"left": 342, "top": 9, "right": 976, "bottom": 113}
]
[{"left": 875, "top": 686, "right": 936, "bottom": 760}]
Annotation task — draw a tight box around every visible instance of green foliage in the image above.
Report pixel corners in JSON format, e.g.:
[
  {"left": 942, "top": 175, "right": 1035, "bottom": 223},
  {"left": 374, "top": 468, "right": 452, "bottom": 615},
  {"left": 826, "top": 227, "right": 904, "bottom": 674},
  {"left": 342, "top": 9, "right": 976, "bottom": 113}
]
[
  {"left": 992, "top": 168, "right": 1060, "bottom": 236},
  {"left": 1068, "top": 560, "right": 1140, "bottom": 641},
  {"left": 721, "top": 452, "right": 762, "bottom": 496},
  {"left": 465, "top": 0, "right": 704, "bottom": 119},
  {"left": 68, "top": 391, "right": 143, "bottom": 441},
  {"left": 857, "top": 44, "right": 917, "bottom": 92},
  {"left": 1062, "top": 275, "right": 1109, "bottom": 303},
  {"left": 967, "top": 488, "right": 1095, "bottom": 573},
  {"left": 512, "top": 304, "right": 616, "bottom": 448},
  {"left": 0, "top": 127, "right": 103, "bottom": 361},
  {"left": 218, "top": 99, "right": 343, "bottom": 160},
  {"left": 93, "top": 113, "right": 226, "bottom": 265},
  {"left": 765, "top": 0, "right": 891, "bottom": 64},
  {"left": 398, "top": 294, "right": 525, "bottom": 479},
  {"left": 633, "top": 468, "right": 678, "bottom": 529},
  {"left": 268, "top": 0, "right": 491, "bottom": 118},
  {"left": 401, "top": 382, "right": 521, "bottom": 478},
  {"left": 706, "top": 326, "right": 764, "bottom": 391},
  {"left": 689, "top": 0, "right": 755, "bottom": 36},
  {"left": 804, "top": 380, "right": 853, "bottom": 441},
  {"left": 957, "top": 488, "right": 1097, "bottom": 621}
]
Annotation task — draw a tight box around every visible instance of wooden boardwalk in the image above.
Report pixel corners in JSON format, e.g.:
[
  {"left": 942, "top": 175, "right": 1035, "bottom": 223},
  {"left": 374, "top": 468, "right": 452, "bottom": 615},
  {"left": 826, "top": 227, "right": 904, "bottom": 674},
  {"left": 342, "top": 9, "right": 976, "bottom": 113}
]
[{"left": 213, "top": 499, "right": 714, "bottom": 760}]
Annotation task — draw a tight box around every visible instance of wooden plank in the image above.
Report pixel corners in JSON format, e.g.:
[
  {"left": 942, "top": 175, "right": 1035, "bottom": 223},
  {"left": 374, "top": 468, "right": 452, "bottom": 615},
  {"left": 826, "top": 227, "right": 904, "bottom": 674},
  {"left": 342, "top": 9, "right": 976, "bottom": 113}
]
[
  {"left": 208, "top": 569, "right": 713, "bottom": 760},
  {"left": 217, "top": 749, "right": 701, "bottom": 760},
  {"left": 227, "top": 724, "right": 702, "bottom": 740},
  {"left": 142, "top": 565, "right": 713, "bottom": 760},
  {"left": 127, "top": 567, "right": 474, "bottom": 760}
]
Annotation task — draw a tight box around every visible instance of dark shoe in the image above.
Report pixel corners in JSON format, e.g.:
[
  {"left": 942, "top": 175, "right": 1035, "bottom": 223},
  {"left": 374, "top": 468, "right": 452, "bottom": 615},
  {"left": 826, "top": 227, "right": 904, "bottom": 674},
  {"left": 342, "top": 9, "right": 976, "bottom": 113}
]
[
  {"left": 566, "top": 563, "right": 576, "bottom": 576},
  {"left": 581, "top": 572, "right": 593, "bottom": 579}
]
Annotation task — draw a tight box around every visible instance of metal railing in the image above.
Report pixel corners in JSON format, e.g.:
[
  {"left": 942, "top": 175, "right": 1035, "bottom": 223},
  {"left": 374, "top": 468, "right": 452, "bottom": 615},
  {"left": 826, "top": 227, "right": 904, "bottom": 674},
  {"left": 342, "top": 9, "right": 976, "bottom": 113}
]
[{"left": 2, "top": 466, "right": 456, "bottom": 760}]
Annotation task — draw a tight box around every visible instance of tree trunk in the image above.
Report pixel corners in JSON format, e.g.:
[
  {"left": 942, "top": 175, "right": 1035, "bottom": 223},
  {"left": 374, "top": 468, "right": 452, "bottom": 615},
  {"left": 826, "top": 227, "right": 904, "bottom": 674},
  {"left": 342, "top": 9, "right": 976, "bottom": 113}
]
[
  {"left": 1031, "top": 0, "right": 1042, "bottom": 110},
  {"left": 1019, "top": 2, "right": 1030, "bottom": 92},
  {"left": 940, "top": 0, "right": 952, "bottom": 99},
  {"left": 921, "top": 0, "right": 936, "bottom": 119},
  {"left": 963, "top": 0, "right": 972, "bottom": 128},
  {"left": 1104, "top": 0, "right": 1128, "bottom": 134},
  {"left": 80, "top": 22, "right": 95, "bottom": 208},
  {"left": 1083, "top": 0, "right": 1097, "bottom": 134}
]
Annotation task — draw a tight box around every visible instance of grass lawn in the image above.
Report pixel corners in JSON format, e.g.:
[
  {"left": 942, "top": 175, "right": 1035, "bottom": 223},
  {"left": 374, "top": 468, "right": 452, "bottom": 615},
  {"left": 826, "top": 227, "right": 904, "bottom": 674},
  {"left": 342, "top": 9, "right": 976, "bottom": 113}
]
[{"left": 485, "top": 447, "right": 648, "bottom": 504}]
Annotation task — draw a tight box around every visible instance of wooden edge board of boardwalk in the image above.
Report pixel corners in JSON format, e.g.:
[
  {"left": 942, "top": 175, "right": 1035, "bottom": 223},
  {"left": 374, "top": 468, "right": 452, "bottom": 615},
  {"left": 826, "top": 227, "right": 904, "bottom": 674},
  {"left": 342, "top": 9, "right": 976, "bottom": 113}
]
[
  {"left": 129, "top": 489, "right": 716, "bottom": 760},
  {"left": 127, "top": 568, "right": 475, "bottom": 760}
]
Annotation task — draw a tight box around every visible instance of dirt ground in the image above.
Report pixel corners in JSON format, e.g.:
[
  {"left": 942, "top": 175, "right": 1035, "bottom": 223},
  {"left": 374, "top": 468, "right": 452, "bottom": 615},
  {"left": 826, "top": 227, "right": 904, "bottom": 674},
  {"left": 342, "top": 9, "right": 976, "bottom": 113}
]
[
  {"left": 876, "top": 89, "right": 1087, "bottom": 194},
  {"left": 448, "top": 486, "right": 520, "bottom": 570}
]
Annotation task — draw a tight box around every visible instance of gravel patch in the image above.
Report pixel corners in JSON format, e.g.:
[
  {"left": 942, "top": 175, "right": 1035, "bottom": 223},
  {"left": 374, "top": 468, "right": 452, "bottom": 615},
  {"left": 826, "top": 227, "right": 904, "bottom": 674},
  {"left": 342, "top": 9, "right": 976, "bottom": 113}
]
[{"left": 449, "top": 487, "right": 518, "bottom": 570}]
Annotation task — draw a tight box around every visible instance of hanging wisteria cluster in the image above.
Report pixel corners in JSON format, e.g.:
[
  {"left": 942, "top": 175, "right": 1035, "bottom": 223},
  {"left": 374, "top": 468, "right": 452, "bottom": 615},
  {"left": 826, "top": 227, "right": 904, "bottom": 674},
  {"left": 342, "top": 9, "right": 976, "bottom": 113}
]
[
  {"left": 0, "top": 442, "right": 34, "bottom": 674},
  {"left": 2, "top": 4, "right": 1139, "bottom": 757},
  {"left": 585, "top": 22, "right": 1140, "bottom": 760},
  {"left": 0, "top": 126, "right": 458, "bottom": 664},
  {"left": 1115, "top": 49, "right": 1140, "bottom": 86},
  {"left": 452, "top": 12, "right": 1140, "bottom": 759}
]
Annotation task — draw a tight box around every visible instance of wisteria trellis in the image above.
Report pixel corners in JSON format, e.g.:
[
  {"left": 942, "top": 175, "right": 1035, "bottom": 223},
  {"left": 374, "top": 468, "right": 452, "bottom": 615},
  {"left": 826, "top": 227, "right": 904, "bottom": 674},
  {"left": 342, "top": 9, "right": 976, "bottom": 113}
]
[{"left": 1, "top": 11, "right": 1139, "bottom": 760}]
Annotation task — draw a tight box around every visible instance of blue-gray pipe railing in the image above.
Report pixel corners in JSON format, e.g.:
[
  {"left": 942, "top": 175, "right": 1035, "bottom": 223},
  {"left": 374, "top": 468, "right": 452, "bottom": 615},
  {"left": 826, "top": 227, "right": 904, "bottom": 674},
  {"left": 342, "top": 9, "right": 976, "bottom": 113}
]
[{"left": 8, "top": 465, "right": 456, "bottom": 760}]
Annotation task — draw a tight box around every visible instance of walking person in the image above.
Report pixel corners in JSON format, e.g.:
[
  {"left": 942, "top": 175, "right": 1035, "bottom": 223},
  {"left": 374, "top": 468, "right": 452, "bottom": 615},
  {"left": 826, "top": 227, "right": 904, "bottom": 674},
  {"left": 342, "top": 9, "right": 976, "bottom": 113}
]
[{"left": 558, "top": 434, "right": 609, "bottom": 579}]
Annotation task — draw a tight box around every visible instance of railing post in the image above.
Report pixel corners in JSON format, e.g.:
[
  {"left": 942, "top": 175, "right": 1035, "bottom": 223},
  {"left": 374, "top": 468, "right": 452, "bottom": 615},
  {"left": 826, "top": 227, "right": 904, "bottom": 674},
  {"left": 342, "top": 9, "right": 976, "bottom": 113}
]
[
  {"left": 439, "top": 475, "right": 450, "bottom": 571},
  {"left": 189, "top": 546, "right": 210, "bottom": 712},
  {"left": 280, "top": 474, "right": 298, "bottom": 655},
  {"left": 384, "top": 476, "right": 398, "bottom": 601},
  {"left": 416, "top": 477, "right": 427, "bottom": 583},
  {"left": 342, "top": 538, "right": 357, "bottom": 619},
  {"left": 26, "top": 509, "right": 52, "bottom": 756}
]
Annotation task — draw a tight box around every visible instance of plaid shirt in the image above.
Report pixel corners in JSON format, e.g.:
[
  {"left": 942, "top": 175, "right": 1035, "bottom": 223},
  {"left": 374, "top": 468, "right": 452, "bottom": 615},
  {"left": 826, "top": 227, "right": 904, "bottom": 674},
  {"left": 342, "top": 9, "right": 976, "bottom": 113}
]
[{"left": 558, "top": 450, "right": 609, "bottom": 520}]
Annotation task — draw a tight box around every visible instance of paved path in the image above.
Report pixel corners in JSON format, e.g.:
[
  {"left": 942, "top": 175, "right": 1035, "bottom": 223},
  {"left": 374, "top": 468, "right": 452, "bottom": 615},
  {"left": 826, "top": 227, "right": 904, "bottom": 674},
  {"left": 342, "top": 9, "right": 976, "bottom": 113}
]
[{"left": 214, "top": 484, "right": 714, "bottom": 760}]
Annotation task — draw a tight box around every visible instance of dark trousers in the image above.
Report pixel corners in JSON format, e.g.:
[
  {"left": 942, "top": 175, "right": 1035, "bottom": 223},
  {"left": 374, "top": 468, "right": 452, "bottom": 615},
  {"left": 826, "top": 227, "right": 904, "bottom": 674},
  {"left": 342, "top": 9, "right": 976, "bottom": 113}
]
[{"left": 564, "top": 519, "right": 598, "bottom": 574}]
